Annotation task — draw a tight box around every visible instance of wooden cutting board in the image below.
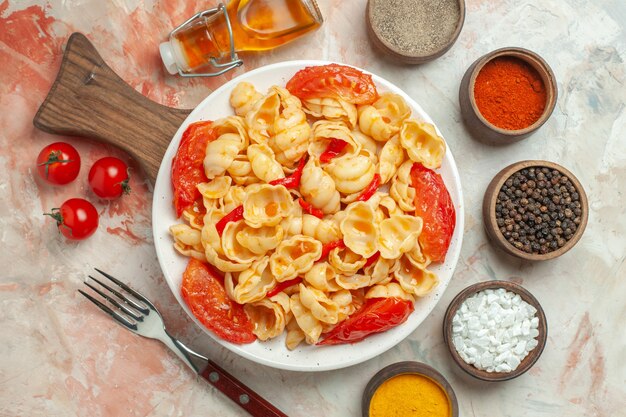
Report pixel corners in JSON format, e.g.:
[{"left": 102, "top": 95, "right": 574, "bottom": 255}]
[{"left": 33, "top": 32, "right": 193, "bottom": 182}]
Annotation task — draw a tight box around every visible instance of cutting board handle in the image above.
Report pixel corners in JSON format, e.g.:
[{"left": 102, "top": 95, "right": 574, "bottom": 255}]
[{"left": 33, "top": 32, "right": 192, "bottom": 182}]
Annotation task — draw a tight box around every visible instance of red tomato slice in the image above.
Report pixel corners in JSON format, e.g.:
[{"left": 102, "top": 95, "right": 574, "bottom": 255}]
[
  {"left": 181, "top": 259, "right": 256, "bottom": 344},
  {"left": 410, "top": 163, "right": 456, "bottom": 263},
  {"left": 286, "top": 64, "right": 379, "bottom": 105},
  {"left": 172, "top": 121, "right": 216, "bottom": 217},
  {"left": 317, "top": 297, "right": 414, "bottom": 345}
]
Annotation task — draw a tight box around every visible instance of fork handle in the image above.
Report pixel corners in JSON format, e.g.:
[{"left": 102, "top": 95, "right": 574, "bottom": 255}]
[{"left": 200, "top": 360, "right": 288, "bottom": 417}]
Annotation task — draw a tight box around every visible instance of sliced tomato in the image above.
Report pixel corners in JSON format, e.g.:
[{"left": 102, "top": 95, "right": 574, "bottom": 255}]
[
  {"left": 410, "top": 163, "right": 456, "bottom": 263},
  {"left": 286, "top": 64, "right": 378, "bottom": 105},
  {"left": 172, "top": 121, "right": 216, "bottom": 217},
  {"left": 181, "top": 258, "right": 256, "bottom": 344},
  {"left": 318, "top": 297, "right": 414, "bottom": 345}
]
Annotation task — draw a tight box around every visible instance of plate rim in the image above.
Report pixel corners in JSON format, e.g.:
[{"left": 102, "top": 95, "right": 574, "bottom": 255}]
[{"left": 152, "top": 59, "right": 464, "bottom": 372}]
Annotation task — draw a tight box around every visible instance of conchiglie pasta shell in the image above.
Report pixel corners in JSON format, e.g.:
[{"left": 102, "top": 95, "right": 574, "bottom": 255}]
[
  {"left": 300, "top": 158, "right": 341, "bottom": 214},
  {"left": 230, "top": 82, "right": 263, "bottom": 117},
  {"left": 285, "top": 315, "right": 306, "bottom": 350},
  {"left": 304, "top": 262, "right": 340, "bottom": 292},
  {"left": 227, "top": 153, "right": 259, "bottom": 186},
  {"left": 406, "top": 242, "right": 432, "bottom": 270},
  {"left": 244, "top": 299, "right": 287, "bottom": 341},
  {"left": 399, "top": 120, "right": 446, "bottom": 169},
  {"left": 221, "top": 220, "right": 262, "bottom": 264},
  {"left": 226, "top": 257, "right": 275, "bottom": 304},
  {"left": 340, "top": 202, "right": 379, "bottom": 258},
  {"left": 247, "top": 143, "right": 285, "bottom": 183},
  {"left": 203, "top": 137, "right": 242, "bottom": 180},
  {"left": 246, "top": 90, "right": 280, "bottom": 143},
  {"left": 299, "top": 284, "right": 340, "bottom": 324},
  {"left": 324, "top": 153, "right": 376, "bottom": 195},
  {"left": 290, "top": 294, "right": 323, "bottom": 344},
  {"left": 269, "top": 235, "right": 323, "bottom": 281},
  {"left": 394, "top": 256, "right": 438, "bottom": 297},
  {"left": 373, "top": 93, "right": 411, "bottom": 126},
  {"left": 301, "top": 214, "right": 342, "bottom": 244},
  {"left": 303, "top": 97, "right": 358, "bottom": 128},
  {"left": 335, "top": 273, "right": 371, "bottom": 290},
  {"left": 378, "top": 215, "right": 423, "bottom": 260},
  {"left": 357, "top": 105, "right": 398, "bottom": 142},
  {"left": 243, "top": 184, "right": 293, "bottom": 228},
  {"left": 309, "top": 120, "right": 361, "bottom": 161},
  {"left": 236, "top": 224, "right": 284, "bottom": 256},
  {"left": 389, "top": 160, "right": 416, "bottom": 212},
  {"left": 363, "top": 256, "right": 397, "bottom": 286},
  {"left": 379, "top": 134, "right": 405, "bottom": 184},
  {"left": 365, "top": 282, "right": 414, "bottom": 301},
  {"left": 197, "top": 176, "right": 232, "bottom": 200},
  {"left": 328, "top": 246, "right": 366, "bottom": 275}
]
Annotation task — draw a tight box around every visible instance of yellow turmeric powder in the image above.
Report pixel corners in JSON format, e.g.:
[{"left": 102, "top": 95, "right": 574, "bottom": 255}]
[{"left": 369, "top": 373, "right": 450, "bottom": 417}]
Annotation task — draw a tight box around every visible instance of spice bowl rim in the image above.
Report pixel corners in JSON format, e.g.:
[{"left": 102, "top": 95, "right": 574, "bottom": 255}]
[
  {"left": 482, "top": 160, "right": 589, "bottom": 261},
  {"left": 459, "top": 47, "right": 558, "bottom": 145},
  {"left": 442, "top": 280, "right": 548, "bottom": 382},
  {"left": 365, "top": 0, "right": 466, "bottom": 64},
  {"left": 362, "top": 361, "right": 459, "bottom": 417}
]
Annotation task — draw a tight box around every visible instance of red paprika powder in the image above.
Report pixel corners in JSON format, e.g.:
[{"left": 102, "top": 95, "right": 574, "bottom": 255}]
[{"left": 473, "top": 56, "right": 547, "bottom": 131}]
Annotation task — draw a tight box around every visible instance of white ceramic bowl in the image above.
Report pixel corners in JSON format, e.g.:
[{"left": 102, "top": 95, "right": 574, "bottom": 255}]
[{"left": 153, "top": 60, "right": 464, "bottom": 372}]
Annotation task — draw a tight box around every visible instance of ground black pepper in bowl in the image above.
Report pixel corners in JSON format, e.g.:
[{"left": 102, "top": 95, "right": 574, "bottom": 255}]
[{"left": 495, "top": 167, "right": 583, "bottom": 255}]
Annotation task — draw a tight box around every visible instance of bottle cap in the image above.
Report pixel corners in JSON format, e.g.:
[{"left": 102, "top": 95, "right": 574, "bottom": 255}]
[{"left": 159, "top": 42, "right": 179, "bottom": 75}]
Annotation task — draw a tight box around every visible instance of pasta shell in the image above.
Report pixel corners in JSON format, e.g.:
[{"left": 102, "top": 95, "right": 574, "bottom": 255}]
[
  {"left": 378, "top": 134, "right": 404, "bottom": 184},
  {"left": 243, "top": 184, "right": 294, "bottom": 228},
  {"left": 328, "top": 246, "right": 366, "bottom": 275},
  {"left": 226, "top": 257, "right": 275, "bottom": 304},
  {"left": 227, "top": 153, "right": 259, "bottom": 186},
  {"left": 300, "top": 158, "right": 341, "bottom": 214},
  {"left": 373, "top": 93, "right": 411, "bottom": 125},
  {"left": 394, "top": 256, "right": 438, "bottom": 297},
  {"left": 270, "top": 87, "right": 311, "bottom": 167},
  {"left": 221, "top": 220, "right": 263, "bottom": 264},
  {"left": 406, "top": 242, "right": 432, "bottom": 270},
  {"left": 280, "top": 200, "right": 304, "bottom": 237},
  {"left": 197, "top": 176, "right": 232, "bottom": 200},
  {"left": 301, "top": 214, "right": 342, "bottom": 244},
  {"left": 389, "top": 160, "right": 416, "bottom": 212},
  {"left": 378, "top": 215, "right": 423, "bottom": 260},
  {"left": 303, "top": 97, "right": 358, "bottom": 128},
  {"left": 285, "top": 318, "right": 306, "bottom": 350},
  {"left": 244, "top": 298, "right": 288, "bottom": 341},
  {"left": 365, "top": 282, "right": 414, "bottom": 301},
  {"left": 399, "top": 119, "right": 446, "bottom": 169},
  {"left": 235, "top": 224, "right": 284, "bottom": 256},
  {"left": 230, "top": 82, "right": 263, "bottom": 117},
  {"left": 351, "top": 128, "right": 379, "bottom": 156},
  {"left": 363, "top": 256, "right": 397, "bottom": 286},
  {"left": 290, "top": 294, "right": 323, "bottom": 344},
  {"left": 340, "top": 202, "right": 379, "bottom": 258},
  {"left": 303, "top": 262, "right": 340, "bottom": 292},
  {"left": 269, "top": 235, "right": 323, "bottom": 282},
  {"left": 246, "top": 90, "right": 280, "bottom": 144},
  {"left": 324, "top": 153, "right": 376, "bottom": 195},
  {"left": 203, "top": 116, "right": 249, "bottom": 179},
  {"left": 335, "top": 273, "right": 371, "bottom": 290},
  {"left": 308, "top": 120, "right": 361, "bottom": 161},
  {"left": 299, "top": 284, "right": 340, "bottom": 324},
  {"left": 247, "top": 143, "right": 285, "bottom": 183}
]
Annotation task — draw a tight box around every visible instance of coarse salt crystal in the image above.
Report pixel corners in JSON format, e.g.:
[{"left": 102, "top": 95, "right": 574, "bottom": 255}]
[{"left": 451, "top": 288, "right": 540, "bottom": 373}]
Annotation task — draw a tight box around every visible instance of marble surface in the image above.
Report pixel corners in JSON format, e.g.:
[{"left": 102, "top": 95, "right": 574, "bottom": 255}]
[{"left": 1, "top": 0, "right": 624, "bottom": 416}]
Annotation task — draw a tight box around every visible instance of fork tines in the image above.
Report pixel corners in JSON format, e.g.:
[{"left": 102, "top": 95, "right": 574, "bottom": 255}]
[{"left": 78, "top": 268, "right": 150, "bottom": 331}]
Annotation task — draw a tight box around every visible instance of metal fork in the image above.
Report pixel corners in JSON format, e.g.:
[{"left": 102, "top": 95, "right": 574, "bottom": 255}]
[{"left": 79, "top": 268, "right": 287, "bottom": 417}]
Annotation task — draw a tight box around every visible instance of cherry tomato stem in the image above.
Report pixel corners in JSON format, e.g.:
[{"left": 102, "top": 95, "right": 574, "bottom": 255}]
[{"left": 36, "top": 142, "right": 81, "bottom": 185}]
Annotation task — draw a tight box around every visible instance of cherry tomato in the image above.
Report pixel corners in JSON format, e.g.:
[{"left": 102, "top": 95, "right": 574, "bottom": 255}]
[
  {"left": 172, "top": 121, "right": 217, "bottom": 217},
  {"left": 88, "top": 157, "right": 131, "bottom": 200},
  {"left": 36, "top": 142, "right": 81, "bottom": 185},
  {"left": 286, "top": 64, "right": 379, "bottom": 105},
  {"left": 410, "top": 163, "right": 456, "bottom": 263},
  {"left": 44, "top": 198, "right": 99, "bottom": 240},
  {"left": 181, "top": 258, "right": 256, "bottom": 344},
  {"left": 318, "top": 297, "right": 414, "bottom": 345}
]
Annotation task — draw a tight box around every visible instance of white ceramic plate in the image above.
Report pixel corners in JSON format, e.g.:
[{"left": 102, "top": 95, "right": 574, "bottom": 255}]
[{"left": 153, "top": 60, "right": 464, "bottom": 372}]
